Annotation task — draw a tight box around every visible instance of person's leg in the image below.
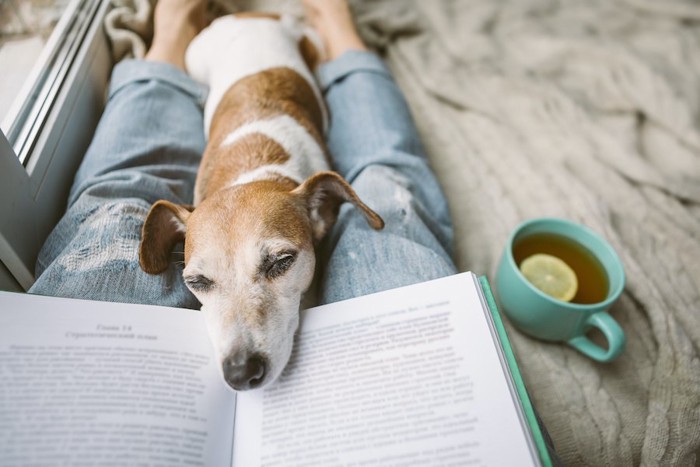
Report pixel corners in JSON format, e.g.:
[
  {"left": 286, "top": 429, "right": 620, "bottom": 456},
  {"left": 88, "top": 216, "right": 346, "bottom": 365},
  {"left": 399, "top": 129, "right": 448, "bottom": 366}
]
[
  {"left": 30, "top": 0, "right": 207, "bottom": 308},
  {"left": 303, "top": 0, "right": 457, "bottom": 304},
  {"left": 305, "top": 3, "right": 561, "bottom": 462}
]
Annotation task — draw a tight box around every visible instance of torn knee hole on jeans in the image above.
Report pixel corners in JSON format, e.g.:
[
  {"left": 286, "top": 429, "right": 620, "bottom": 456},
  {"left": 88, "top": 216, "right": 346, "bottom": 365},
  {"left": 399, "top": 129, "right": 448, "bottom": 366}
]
[
  {"left": 358, "top": 166, "right": 415, "bottom": 222},
  {"left": 57, "top": 201, "right": 149, "bottom": 272}
]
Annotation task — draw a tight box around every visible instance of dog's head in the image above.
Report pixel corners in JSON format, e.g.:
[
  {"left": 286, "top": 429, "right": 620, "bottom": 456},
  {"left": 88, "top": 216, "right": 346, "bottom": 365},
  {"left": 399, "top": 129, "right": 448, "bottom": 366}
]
[{"left": 139, "top": 172, "right": 383, "bottom": 391}]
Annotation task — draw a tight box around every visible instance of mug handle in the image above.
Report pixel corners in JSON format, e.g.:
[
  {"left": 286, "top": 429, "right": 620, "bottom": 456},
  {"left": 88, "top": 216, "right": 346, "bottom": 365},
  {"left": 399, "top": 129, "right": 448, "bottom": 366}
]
[{"left": 567, "top": 312, "right": 626, "bottom": 362}]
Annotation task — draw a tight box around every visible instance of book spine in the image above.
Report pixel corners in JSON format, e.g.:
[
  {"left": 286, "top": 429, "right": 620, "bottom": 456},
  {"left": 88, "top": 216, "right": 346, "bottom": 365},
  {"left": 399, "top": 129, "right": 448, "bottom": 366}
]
[{"left": 479, "top": 276, "right": 553, "bottom": 467}]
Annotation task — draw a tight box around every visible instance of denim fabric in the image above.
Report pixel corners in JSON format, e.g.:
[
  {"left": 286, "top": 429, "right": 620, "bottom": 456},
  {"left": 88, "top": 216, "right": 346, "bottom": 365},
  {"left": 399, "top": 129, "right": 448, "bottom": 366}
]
[
  {"left": 30, "top": 52, "right": 456, "bottom": 307},
  {"left": 316, "top": 51, "right": 456, "bottom": 304},
  {"left": 30, "top": 61, "right": 206, "bottom": 308}
]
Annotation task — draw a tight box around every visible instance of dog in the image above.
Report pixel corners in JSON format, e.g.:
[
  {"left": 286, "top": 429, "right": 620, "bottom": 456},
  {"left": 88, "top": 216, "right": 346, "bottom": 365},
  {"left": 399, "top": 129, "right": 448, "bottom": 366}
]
[{"left": 138, "top": 13, "right": 384, "bottom": 391}]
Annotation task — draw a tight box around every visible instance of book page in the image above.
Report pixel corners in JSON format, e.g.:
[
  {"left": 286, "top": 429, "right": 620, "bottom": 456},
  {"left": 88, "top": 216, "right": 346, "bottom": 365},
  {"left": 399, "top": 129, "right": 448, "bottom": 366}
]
[
  {"left": 0, "top": 292, "right": 236, "bottom": 467},
  {"left": 233, "top": 273, "right": 538, "bottom": 466}
]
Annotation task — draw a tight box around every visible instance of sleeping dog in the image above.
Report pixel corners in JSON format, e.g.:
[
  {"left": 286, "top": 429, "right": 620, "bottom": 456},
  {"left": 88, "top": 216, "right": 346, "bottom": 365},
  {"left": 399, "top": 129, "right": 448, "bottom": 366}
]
[{"left": 138, "top": 13, "right": 383, "bottom": 391}]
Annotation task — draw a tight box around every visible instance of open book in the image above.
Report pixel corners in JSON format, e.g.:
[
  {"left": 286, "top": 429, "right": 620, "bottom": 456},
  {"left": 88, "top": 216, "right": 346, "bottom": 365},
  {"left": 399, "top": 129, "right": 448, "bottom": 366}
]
[{"left": 0, "top": 272, "right": 551, "bottom": 466}]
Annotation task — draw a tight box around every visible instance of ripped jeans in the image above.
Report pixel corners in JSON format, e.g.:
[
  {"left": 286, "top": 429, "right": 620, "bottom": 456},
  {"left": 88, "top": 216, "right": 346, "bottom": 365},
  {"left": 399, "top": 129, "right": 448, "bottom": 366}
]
[{"left": 30, "top": 51, "right": 457, "bottom": 306}]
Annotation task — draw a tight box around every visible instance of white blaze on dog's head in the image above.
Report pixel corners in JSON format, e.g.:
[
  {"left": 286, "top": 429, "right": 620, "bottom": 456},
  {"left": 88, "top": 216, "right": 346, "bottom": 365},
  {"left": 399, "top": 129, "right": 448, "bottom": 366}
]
[
  {"left": 183, "top": 182, "right": 315, "bottom": 391},
  {"left": 139, "top": 172, "right": 384, "bottom": 391}
]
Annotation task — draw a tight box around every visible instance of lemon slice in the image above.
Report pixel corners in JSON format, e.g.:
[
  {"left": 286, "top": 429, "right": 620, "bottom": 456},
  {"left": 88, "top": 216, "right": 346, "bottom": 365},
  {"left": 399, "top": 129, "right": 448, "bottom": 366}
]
[{"left": 520, "top": 253, "right": 578, "bottom": 302}]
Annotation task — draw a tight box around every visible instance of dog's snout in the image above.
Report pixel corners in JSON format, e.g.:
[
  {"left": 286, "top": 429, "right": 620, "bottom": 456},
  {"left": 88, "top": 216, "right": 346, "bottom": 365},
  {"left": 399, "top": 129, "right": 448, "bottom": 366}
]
[{"left": 223, "top": 353, "right": 266, "bottom": 391}]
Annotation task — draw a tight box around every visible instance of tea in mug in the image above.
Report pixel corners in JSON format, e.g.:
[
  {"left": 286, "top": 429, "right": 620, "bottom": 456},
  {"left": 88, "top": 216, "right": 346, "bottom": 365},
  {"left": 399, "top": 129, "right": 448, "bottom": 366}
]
[{"left": 513, "top": 233, "right": 609, "bottom": 304}]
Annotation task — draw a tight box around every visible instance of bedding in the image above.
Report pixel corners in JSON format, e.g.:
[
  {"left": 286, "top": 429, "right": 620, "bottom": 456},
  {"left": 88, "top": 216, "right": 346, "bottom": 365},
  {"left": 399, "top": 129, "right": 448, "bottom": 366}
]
[{"left": 106, "top": 0, "right": 700, "bottom": 464}]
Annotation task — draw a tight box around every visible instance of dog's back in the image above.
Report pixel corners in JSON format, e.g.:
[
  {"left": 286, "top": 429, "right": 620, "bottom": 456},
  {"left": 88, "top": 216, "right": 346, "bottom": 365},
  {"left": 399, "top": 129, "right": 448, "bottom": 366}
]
[
  {"left": 185, "top": 14, "right": 329, "bottom": 204},
  {"left": 186, "top": 14, "right": 325, "bottom": 137}
]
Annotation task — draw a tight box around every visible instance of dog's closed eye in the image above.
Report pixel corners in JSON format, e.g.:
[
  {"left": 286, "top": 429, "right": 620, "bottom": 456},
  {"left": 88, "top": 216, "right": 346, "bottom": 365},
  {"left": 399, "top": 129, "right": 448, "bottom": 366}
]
[
  {"left": 262, "top": 251, "right": 297, "bottom": 280},
  {"left": 185, "top": 274, "right": 215, "bottom": 292}
]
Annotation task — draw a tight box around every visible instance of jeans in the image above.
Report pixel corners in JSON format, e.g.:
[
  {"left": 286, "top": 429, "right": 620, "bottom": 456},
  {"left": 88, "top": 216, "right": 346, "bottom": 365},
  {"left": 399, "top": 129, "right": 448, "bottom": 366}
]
[{"left": 30, "top": 51, "right": 457, "bottom": 306}]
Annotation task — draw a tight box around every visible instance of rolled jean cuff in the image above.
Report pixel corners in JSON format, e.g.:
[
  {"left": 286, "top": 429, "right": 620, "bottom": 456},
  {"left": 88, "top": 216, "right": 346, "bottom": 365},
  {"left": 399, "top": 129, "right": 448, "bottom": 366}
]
[
  {"left": 316, "top": 50, "right": 393, "bottom": 92},
  {"left": 108, "top": 60, "right": 208, "bottom": 107}
]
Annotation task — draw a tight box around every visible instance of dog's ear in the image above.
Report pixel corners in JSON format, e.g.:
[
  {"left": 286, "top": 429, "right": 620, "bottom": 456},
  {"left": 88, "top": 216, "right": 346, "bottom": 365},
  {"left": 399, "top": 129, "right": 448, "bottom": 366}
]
[
  {"left": 139, "top": 200, "right": 194, "bottom": 274},
  {"left": 294, "top": 171, "right": 384, "bottom": 242}
]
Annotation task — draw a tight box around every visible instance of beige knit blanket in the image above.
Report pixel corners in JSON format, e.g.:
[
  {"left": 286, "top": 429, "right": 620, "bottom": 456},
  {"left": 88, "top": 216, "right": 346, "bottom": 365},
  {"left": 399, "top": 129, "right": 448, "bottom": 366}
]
[{"left": 106, "top": 0, "right": 700, "bottom": 464}]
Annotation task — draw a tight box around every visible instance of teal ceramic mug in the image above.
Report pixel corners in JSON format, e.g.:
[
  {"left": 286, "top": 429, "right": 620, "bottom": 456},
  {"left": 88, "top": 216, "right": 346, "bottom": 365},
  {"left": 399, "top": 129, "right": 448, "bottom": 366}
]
[{"left": 496, "top": 218, "right": 626, "bottom": 362}]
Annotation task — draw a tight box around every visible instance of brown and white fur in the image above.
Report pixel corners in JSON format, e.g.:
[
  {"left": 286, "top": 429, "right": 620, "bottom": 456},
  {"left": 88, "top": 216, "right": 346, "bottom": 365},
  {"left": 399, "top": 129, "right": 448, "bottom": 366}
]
[{"left": 138, "top": 14, "right": 383, "bottom": 391}]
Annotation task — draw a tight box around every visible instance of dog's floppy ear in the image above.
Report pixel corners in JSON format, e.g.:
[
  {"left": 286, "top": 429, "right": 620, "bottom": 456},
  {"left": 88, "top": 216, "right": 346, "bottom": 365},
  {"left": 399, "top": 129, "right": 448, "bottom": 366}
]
[
  {"left": 294, "top": 171, "right": 384, "bottom": 242},
  {"left": 139, "top": 200, "right": 194, "bottom": 275}
]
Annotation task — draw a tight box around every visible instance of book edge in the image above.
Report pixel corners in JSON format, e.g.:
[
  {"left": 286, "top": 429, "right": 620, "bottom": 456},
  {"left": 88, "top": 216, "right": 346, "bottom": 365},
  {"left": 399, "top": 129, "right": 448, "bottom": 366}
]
[{"left": 478, "top": 275, "right": 553, "bottom": 467}]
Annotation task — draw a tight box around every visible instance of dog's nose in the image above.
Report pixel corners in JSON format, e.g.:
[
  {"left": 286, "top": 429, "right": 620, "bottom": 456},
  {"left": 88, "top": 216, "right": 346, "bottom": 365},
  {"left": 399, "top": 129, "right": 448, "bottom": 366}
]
[{"left": 223, "top": 353, "right": 266, "bottom": 391}]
